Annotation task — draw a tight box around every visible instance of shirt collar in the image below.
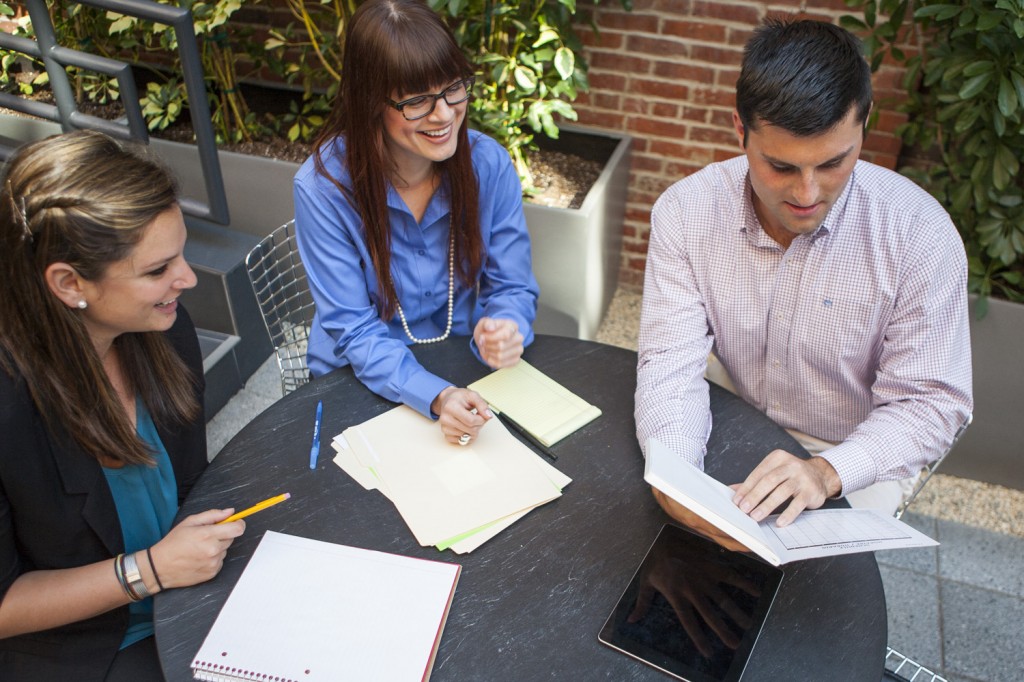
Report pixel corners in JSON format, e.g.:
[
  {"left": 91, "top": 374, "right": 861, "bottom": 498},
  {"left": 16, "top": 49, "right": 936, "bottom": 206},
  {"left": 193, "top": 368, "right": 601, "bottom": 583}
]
[
  {"left": 739, "top": 161, "right": 859, "bottom": 248},
  {"left": 385, "top": 177, "right": 452, "bottom": 228}
]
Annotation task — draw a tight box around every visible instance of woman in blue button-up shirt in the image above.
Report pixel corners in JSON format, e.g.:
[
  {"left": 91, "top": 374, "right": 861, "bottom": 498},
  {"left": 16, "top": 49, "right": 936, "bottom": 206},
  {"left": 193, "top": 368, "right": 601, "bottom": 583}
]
[{"left": 294, "top": 0, "right": 539, "bottom": 446}]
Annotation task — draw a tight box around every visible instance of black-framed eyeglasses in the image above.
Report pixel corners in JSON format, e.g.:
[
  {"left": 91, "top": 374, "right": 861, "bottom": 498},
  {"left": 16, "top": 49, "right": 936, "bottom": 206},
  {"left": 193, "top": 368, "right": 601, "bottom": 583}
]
[{"left": 386, "top": 77, "right": 475, "bottom": 121}]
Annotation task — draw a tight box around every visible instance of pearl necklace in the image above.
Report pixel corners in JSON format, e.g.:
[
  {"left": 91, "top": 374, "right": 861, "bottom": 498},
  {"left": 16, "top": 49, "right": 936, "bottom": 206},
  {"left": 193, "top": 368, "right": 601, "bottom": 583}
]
[{"left": 395, "top": 224, "right": 454, "bottom": 344}]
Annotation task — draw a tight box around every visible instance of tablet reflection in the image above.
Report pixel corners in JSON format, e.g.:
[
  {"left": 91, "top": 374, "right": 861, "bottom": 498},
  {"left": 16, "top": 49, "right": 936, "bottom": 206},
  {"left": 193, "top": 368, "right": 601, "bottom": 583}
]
[{"left": 607, "top": 525, "right": 779, "bottom": 681}]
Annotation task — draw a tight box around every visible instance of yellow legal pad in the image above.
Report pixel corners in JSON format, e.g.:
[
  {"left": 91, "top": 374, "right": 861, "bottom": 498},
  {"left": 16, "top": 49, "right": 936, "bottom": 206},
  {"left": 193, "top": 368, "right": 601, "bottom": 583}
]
[{"left": 468, "top": 360, "right": 602, "bottom": 446}]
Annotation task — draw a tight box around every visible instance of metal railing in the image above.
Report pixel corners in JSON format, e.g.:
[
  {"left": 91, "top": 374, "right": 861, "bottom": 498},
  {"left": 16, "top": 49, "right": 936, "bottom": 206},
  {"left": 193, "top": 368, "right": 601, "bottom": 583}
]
[{"left": 0, "top": 0, "right": 229, "bottom": 225}]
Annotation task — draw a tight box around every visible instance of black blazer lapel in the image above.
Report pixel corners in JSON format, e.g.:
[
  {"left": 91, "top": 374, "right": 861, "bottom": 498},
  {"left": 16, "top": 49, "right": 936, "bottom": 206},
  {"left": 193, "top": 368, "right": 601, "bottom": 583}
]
[{"left": 49, "top": 430, "right": 123, "bottom": 558}]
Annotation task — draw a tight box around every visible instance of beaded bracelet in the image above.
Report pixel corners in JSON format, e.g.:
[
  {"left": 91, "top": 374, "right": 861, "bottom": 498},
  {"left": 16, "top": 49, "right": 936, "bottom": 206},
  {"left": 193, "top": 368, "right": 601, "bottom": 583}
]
[{"left": 145, "top": 547, "right": 165, "bottom": 592}]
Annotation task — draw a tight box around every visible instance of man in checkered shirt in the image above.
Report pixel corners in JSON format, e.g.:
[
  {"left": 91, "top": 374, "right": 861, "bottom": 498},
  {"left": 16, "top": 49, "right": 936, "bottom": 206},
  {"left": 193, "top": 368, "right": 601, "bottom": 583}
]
[{"left": 635, "top": 18, "right": 972, "bottom": 546}]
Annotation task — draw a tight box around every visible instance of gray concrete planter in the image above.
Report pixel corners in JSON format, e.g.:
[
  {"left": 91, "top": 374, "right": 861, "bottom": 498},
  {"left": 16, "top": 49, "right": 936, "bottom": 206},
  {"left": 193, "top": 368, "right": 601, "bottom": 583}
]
[
  {"left": 0, "top": 112, "right": 298, "bottom": 237},
  {"left": 524, "top": 125, "right": 632, "bottom": 340},
  {"left": 3, "top": 111, "right": 630, "bottom": 354},
  {"left": 160, "top": 121, "right": 633, "bottom": 342},
  {"left": 942, "top": 295, "right": 1024, "bottom": 490},
  {"left": 3, "top": 114, "right": 630, "bottom": 341}
]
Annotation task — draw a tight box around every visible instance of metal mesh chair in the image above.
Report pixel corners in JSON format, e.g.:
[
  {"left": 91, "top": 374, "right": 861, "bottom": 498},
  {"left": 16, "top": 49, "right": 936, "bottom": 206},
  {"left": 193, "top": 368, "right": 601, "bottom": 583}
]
[
  {"left": 883, "top": 415, "right": 971, "bottom": 682},
  {"left": 884, "top": 647, "right": 947, "bottom": 681},
  {"left": 245, "top": 220, "right": 316, "bottom": 395},
  {"left": 894, "top": 414, "right": 973, "bottom": 520}
]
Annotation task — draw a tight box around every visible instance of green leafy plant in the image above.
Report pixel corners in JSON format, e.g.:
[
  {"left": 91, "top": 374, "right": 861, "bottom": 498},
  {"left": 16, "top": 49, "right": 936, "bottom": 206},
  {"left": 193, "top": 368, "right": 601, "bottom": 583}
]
[
  {"left": 279, "top": 97, "right": 328, "bottom": 142},
  {"left": 262, "top": 0, "right": 356, "bottom": 100},
  {"left": 431, "top": 0, "right": 630, "bottom": 188},
  {"left": 4, "top": 0, "right": 630, "bottom": 194},
  {"left": 106, "top": 0, "right": 263, "bottom": 143},
  {"left": 0, "top": 11, "right": 48, "bottom": 96},
  {"left": 0, "top": 1, "right": 265, "bottom": 143},
  {"left": 842, "top": 0, "right": 1024, "bottom": 311},
  {"left": 141, "top": 78, "right": 185, "bottom": 131},
  {"left": 77, "top": 70, "right": 120, "bottom": 104}
]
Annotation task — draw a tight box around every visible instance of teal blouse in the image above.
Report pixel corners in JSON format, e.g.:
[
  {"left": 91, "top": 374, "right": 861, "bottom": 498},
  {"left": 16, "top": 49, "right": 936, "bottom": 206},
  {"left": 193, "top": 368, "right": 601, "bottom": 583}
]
[{"left": 102, "top": 399, "right": 178, "bottom": 649}]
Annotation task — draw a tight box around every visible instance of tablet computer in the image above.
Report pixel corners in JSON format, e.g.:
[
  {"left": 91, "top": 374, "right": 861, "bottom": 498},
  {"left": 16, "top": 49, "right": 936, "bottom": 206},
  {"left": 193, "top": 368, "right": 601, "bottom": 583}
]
[{"left": 599, "top": 524, "right": 784, "bottom": 682}]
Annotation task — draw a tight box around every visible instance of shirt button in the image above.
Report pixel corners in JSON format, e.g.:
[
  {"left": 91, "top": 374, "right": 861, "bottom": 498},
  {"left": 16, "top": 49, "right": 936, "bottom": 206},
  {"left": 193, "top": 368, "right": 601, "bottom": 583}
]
[
  {"left": 418, "top": 249, "right": 426, "bottom": 256},
  {"left": 772, "top": 402, "right": 780, "bottom": 409},
  {"left": 425, "top": 291, "right": 433, "bottom": 297},
  {"left": 772, "top": 360, "right": 780, "bottom": 367}
]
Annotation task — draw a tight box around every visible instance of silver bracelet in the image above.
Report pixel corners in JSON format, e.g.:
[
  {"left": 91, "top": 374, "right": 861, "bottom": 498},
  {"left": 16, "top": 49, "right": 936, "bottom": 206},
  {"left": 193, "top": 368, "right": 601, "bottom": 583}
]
[
  {"left": 123, "top": 551, "right": 152, "bottom": 600},
  {"left": 113, "top": 553, "right": 136, "bottom": 601}
]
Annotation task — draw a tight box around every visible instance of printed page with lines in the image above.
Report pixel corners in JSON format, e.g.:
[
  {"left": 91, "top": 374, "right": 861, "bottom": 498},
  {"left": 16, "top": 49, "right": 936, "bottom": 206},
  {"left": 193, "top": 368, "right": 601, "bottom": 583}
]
[{"left": 758, "top": 508, "right": 937, "bottom": 563}]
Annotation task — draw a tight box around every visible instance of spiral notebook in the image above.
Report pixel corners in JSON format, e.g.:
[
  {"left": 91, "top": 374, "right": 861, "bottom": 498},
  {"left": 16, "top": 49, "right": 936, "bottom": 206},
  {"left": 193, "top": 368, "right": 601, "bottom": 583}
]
[{"left": 191, "top": 531, "right": 460, "bottom": 681}]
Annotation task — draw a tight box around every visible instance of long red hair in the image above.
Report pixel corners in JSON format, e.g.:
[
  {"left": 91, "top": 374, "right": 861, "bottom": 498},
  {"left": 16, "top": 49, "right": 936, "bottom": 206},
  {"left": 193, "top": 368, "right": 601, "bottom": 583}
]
[{"left": 313, "top": 0, "right": 482, "bottom": 320}]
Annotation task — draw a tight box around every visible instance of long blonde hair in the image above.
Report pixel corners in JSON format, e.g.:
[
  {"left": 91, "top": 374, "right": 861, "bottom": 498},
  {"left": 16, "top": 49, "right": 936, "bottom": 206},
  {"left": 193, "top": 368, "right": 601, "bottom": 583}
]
[{"left": 0, "top": 130, "right": 199, "bottom": 465}]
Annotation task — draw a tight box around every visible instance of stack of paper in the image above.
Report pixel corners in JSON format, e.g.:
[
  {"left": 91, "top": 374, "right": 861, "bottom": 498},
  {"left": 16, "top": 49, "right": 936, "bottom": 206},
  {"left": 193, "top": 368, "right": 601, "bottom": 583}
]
[
  {"left": 333, "top": 405, "right": 571, "bottom": 553},
  {"left": 192, "top": 531, "right": 459, "bottom": 681},
  {"left": 468, "top": 360, "right": 601, "bottom": 446}
]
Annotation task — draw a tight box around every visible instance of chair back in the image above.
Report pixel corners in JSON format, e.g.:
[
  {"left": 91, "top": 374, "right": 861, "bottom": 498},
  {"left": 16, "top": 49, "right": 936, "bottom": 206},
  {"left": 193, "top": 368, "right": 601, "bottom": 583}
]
[
  {"left": 245, "top": 220, "right": 315, "bottom": 395},
  {"left": 894, "top": 414, "right": 973, "bottom": 519}
]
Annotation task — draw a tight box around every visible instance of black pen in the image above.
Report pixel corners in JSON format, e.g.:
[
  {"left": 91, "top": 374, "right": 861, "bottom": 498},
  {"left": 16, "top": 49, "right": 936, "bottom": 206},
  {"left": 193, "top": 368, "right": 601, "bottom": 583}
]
[{"left": 495, "top": 410, "right": 558, "bottom": 461}]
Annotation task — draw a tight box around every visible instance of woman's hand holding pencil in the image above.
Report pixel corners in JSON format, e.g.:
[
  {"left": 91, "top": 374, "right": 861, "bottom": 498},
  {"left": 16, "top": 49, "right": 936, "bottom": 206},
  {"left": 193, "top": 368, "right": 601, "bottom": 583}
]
[
  {"left": 217, "top": 492, "right": 291, "bottom": 524},
  {"left": 148, "top": 508, "right": 247, "bottom": 591},
  {"left": 144, "top": 494, "right": 289, "bottom": 593}
]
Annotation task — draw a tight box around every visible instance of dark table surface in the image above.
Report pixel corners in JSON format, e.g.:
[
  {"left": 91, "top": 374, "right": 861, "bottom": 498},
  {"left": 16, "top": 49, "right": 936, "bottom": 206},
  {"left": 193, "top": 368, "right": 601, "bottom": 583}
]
[{"left": 155, "top": 335, "right": 887, "bottom": 681}]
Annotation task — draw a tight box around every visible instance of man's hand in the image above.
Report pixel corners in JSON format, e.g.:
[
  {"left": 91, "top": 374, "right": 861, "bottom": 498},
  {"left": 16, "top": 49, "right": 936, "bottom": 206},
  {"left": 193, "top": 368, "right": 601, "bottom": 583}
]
[
  {"left": 651, "top": 487, "right": 750, "bottom": 553},
  {"left": 473, "top": 317, "right": 524, "bottom": 369},
  {"left": 731, "top": 450, "right": 842, "bottom": 527}
]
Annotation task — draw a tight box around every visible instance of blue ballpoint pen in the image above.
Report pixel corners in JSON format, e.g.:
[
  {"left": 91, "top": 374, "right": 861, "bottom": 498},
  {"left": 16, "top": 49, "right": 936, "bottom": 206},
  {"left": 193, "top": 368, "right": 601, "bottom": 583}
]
[{"left": 309, "top": 400, "right": 323, "bottom": 470}]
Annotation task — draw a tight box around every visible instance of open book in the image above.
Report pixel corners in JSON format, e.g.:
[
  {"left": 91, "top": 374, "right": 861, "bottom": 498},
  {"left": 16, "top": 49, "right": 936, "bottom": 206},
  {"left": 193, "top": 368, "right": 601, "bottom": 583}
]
[
  {"left": 644, "top": 438, "right": 937, "bottom": 566},
  {"left": 192, "top": 531, "right": 460, "bottom": 681}
]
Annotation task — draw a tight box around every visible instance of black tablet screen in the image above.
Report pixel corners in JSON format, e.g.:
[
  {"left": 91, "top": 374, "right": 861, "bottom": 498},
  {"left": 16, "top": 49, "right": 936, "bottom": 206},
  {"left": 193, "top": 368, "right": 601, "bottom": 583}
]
[{"left": 599, "top": 524, "right": 784, "bottom": 682}]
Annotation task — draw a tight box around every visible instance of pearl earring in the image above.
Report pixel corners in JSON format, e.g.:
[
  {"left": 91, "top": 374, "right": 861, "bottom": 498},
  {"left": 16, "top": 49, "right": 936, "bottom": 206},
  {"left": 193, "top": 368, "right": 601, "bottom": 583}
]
[{"left": 77, "top": 300, "right": 88, "bottom": 310}]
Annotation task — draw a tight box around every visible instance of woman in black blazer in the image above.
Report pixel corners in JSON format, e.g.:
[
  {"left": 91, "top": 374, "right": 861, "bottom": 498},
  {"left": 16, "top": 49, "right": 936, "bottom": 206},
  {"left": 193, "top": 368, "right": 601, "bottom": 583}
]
[{"left": 0, "top": 131, "right": 245, "bottom": 681}]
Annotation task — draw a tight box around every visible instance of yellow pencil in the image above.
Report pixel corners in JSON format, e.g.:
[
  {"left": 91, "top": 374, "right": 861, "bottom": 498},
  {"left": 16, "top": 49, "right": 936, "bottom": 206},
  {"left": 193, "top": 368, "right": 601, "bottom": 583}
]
[{"left": 217, "top": 492, "right": 291, "bottom": 524}]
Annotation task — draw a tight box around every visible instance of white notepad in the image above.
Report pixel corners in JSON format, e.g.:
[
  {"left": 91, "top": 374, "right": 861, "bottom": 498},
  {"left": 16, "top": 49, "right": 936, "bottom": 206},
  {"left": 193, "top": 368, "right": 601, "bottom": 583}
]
[{"left": 191, "top": 531, "right": 460, "bottom": 681}]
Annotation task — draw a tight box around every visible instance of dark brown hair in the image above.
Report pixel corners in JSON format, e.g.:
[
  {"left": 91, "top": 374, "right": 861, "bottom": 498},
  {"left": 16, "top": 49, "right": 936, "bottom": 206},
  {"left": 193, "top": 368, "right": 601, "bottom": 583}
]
[
  {"left": 736, "top": 18, "right": 872, "bottom": 142},
  {"left": 313, "top": 0, "right": 481, "bottom": 320},
  {"left": 0, "top": 130, "right": 199, "bottom": 465}
]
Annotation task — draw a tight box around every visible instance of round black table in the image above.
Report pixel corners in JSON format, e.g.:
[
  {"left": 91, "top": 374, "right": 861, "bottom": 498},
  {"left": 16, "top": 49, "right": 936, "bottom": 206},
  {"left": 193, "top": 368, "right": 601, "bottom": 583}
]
[{"left": 155, "top": 335, "right": 886, "bottom": 681}]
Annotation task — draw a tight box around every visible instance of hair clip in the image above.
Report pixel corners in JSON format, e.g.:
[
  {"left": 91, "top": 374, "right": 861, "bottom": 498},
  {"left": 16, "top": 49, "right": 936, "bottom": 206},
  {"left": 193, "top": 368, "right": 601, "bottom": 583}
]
[
  {"left": 6, "top": 180, "right": 32, "bottom": 243},
  {"left": 17, "top": 197, "right": 31, "bottom": 243}
]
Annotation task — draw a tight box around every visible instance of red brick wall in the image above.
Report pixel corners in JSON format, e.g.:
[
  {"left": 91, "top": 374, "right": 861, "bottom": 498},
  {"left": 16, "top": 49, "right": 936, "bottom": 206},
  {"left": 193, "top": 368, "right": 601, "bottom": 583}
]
[{"left": 574, "top": 0, "right": 910, "bottom": 290}]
